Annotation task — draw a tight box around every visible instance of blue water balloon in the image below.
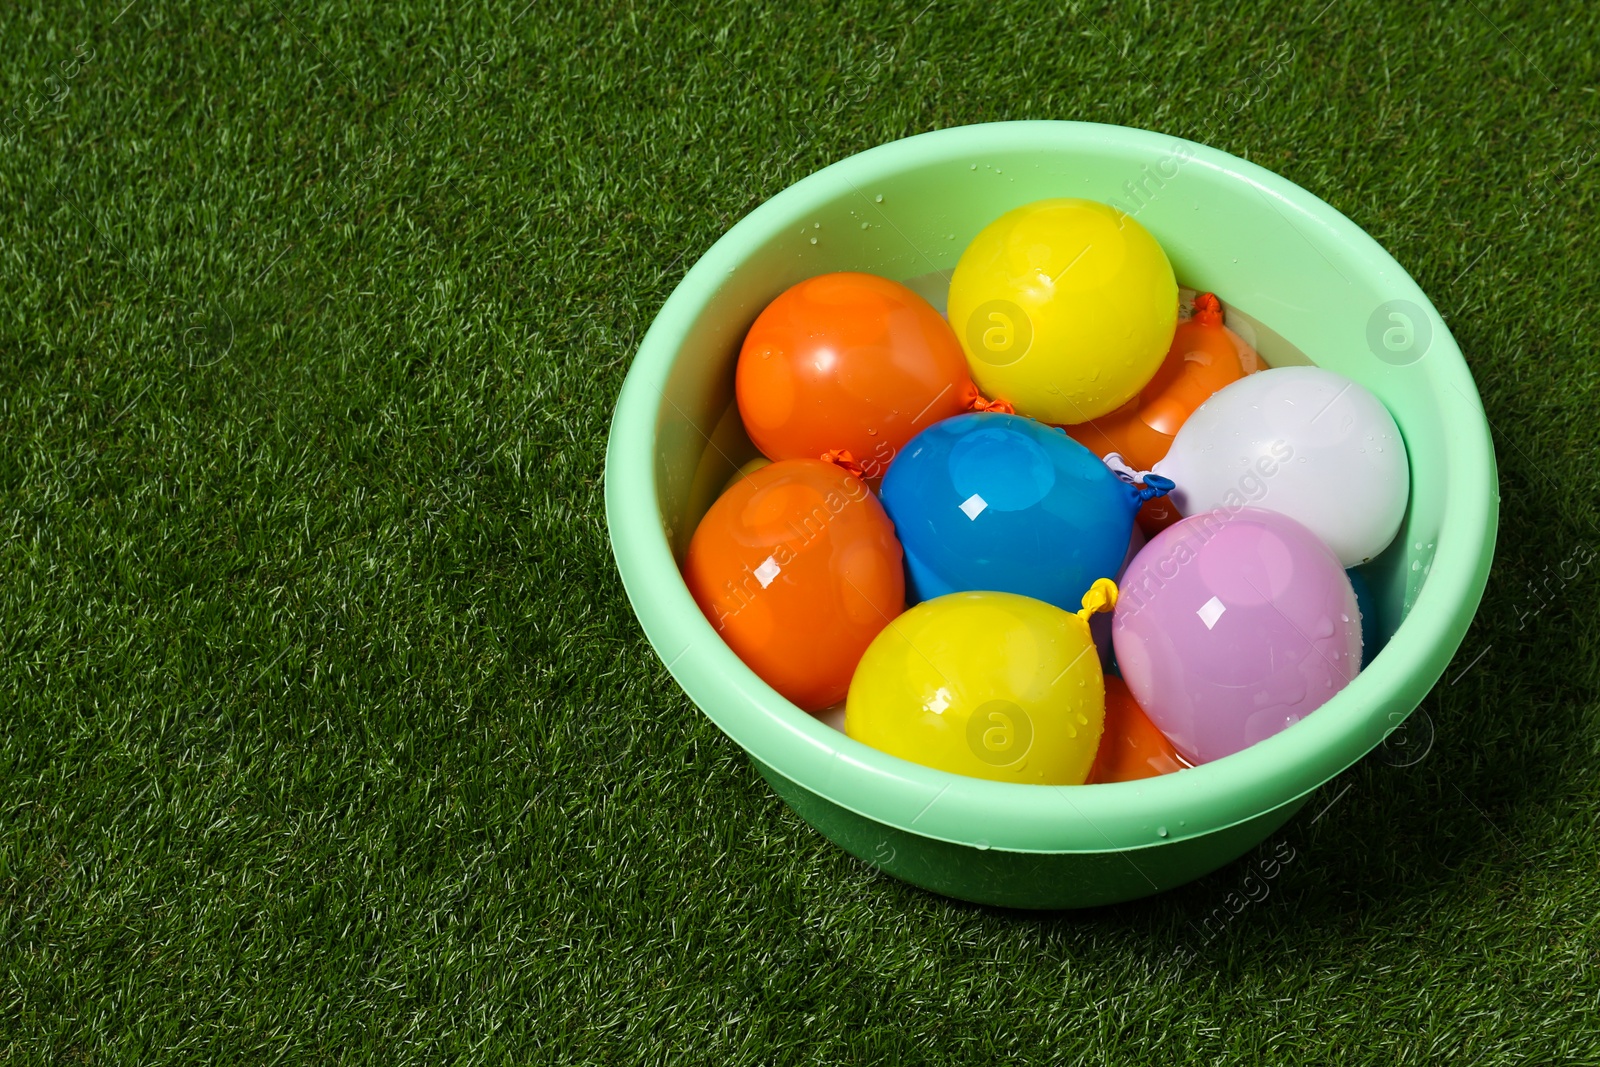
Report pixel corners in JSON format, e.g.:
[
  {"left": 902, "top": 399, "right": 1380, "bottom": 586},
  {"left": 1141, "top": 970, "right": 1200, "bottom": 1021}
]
[
  {"left": 880, "top": 412, "right": 1171, "bottom": 610},
  {"left": 1347, "top": 567, "right": 1383, "bottom": 669}
]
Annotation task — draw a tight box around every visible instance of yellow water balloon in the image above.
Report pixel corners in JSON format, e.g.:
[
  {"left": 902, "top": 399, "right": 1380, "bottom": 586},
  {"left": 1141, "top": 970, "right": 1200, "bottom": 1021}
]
[
  {"left": 948, "top": 198, "right": 1178, "bottom": 425},
  {"left": 844, "top": 582, "right": 1117, "bottom": 785},
  {"left": 721, "top": 455, "right": 772, "bottom": 496}
]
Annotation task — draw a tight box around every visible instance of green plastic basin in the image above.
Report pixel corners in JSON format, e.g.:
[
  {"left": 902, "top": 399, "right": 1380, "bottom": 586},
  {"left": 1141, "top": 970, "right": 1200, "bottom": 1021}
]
[{"left": 604, "top": 121, "right": 1498, "bottom": 909}]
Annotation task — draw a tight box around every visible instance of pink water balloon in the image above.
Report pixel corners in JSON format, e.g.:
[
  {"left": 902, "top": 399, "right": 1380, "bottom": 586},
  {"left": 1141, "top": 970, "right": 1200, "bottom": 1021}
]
[{"left": 1111, "top": 507, "right": 1362, "bottom": 764}]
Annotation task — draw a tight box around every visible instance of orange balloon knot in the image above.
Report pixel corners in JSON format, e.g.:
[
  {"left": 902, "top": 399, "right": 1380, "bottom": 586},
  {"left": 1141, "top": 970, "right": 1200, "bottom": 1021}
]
[
  {"left": 965, "top": 386, "right": 1016, "bottom": 415},
  {"left": 1076, "top": 578, "right": 1120, "bottom": 622},
  {"left": 820, "top": 449, "right": 866, "bottom": 479},
  {"left": 1192, "top": 291, "right": 1223, "bottom": 326}
]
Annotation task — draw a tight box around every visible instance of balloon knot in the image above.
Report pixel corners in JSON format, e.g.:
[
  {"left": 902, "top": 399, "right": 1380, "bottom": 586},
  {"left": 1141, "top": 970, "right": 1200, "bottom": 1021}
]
[
  {"left": 820, "top": 449, "right": 865, "bottom": 479},
  {"left": 1104, "top": 453, "right": 1175, "bottom": 502},
  {"left": 1077, "top": 578, "right": 1119, "bottom": 622},
  {"left": 1193, "top": 291, "right": 1223, "bottom": 326},
  {"left": 1137, "top": 474, "right": 1175, "bottom": 503},
  {"left": 964, "top": 383, "right": 1016, "bottom": 415},
  {"left": 1101, "top": 452, "right": 1151, "bottom": 485}
]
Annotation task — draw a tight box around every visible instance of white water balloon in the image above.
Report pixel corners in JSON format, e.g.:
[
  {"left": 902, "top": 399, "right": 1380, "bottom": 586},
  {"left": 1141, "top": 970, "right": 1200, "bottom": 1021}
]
[{"left": 1152, "top": 366, "right": 1409, "bottom": 566}]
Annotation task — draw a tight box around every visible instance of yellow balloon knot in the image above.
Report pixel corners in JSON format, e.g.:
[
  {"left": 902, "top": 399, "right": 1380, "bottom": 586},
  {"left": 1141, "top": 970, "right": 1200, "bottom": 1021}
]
[{"left": 1077, "top": 578, "right": 1119, "bottom": 622}]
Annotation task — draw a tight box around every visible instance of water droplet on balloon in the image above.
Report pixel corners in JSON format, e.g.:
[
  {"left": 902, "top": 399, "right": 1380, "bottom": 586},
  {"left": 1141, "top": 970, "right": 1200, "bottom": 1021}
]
[
  {"left": 975, "top": 839, "right": 991, "bottom": 851},
  {"left": 809, "top": 237, "right": 818, "bottom": 245},
  {"left": 1411, "top": 560, "right": 1422, "bottom": 571},
  {"left": 867, "top": 427, "right": 878, "bottom": 435},
  {"left": 874, "top": 194, "right": 883, "bottom": 203},
  {"left": 1157, "top": 826, "right": 1169, "bottom": 838},
  {"left": 1076, "top": 713, "right": 1088, "bottom": 725},
  {"left": 813, "top": 221, "right": 821, "bottom": 229},
  {"left": 1341, "top": 613, "right": 1350, "bottom": 623},
  {"left": 860, "top": 222, "right": 869, "bottom": 229},
  {"left": 1314, "top": 617, "right": 1335, "bottom": 638},
  {"left": 970, "top": 163, "right": 977, "bottom": 170}
]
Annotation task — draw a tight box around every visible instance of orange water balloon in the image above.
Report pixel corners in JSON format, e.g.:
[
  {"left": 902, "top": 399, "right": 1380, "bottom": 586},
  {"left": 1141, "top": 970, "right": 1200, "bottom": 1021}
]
[
  {"left": 683, "top": 459, "right": 905, "bottom": 712},
  {"left": 1136, "top": 494, "right": 1183, "bottom": 539},
  {"left": 1067, "top": 293, "right": 1259, "bottom": 473},
  {"left": 1087, "top": 675, "right": 1190, "bottom": 784},
  {"left": 736, "top": 272, "right": 976, "bottom": 480}
]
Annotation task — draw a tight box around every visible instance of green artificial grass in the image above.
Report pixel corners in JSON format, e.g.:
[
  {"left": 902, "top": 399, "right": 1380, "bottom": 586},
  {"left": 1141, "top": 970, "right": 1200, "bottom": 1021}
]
[{"left": 3, "top": 0, "right": 1600, "bottom": 1062}]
